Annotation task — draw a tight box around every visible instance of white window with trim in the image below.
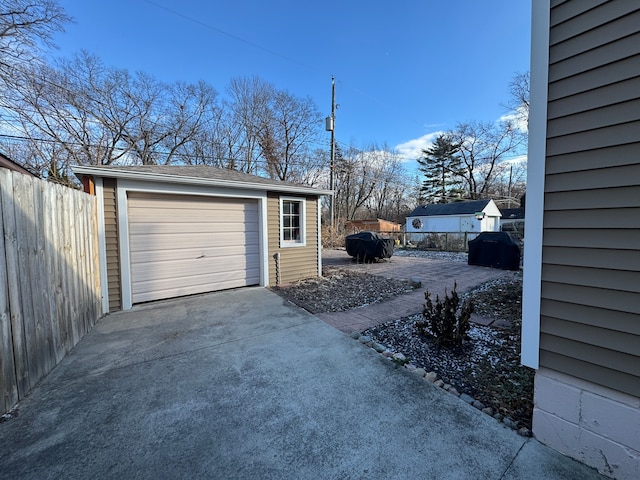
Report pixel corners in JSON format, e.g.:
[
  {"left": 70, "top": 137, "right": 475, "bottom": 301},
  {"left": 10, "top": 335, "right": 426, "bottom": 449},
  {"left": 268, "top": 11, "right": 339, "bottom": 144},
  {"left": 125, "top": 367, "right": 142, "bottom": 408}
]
[{"left": 280, "top": 197, "right": 306, "bottom": 247}]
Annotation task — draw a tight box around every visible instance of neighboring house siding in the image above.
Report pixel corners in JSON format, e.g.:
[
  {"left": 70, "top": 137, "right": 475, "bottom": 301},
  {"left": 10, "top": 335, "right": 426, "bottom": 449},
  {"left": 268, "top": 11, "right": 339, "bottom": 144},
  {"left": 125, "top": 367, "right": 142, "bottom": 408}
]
[
  {"left": 103, "top": 178, "right": 121, "bottom": 312},
  {"left": 267, "top": 192, "right": 319, "bottom": 285},
  {"left": 541, "top": 1, "right": 640, "bottom": 397}
]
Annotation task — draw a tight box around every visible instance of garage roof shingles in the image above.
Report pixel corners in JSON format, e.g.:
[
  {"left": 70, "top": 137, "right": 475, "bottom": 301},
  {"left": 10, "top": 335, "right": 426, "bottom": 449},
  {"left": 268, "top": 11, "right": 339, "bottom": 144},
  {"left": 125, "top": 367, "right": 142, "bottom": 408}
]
[{"left": 72, "top": 165, "right": 331, "bottom": 195}]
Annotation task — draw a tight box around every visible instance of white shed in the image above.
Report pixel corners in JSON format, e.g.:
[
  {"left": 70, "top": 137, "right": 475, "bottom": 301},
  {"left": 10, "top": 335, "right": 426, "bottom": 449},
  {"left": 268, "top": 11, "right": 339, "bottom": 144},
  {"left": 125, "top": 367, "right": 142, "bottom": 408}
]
[{"left": 406, "top": 199, "right": 501, "bottom": 243}]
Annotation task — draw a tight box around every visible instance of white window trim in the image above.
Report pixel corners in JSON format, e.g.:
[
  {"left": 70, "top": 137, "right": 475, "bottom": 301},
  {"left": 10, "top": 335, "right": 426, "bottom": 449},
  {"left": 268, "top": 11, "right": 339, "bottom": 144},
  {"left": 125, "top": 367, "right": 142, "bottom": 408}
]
[{"left": 279, "top": 196, "right": 306, "bottom": 248}]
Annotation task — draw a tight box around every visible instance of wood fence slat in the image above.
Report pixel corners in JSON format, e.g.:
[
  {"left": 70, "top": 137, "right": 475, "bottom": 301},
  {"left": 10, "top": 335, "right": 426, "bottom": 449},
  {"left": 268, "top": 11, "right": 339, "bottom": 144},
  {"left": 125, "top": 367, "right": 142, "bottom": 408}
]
[
  {"left": 44, "top": 182, "right": 64, "bottom": 363},
  {"left": 67, "top": 191, "right": 81, "bottom": 346},
  {"left": 14, "top": 174, "right": 42, "bottom": 391},
  {"left": 0, "top": 170, "right": 18, "bottom": 412},
  {"left": 34, "top": 179, "right": 55, "bottom": 371},
  {"left": 1, "top": 172, "right": 29, "bottom": 397},
  {"left": 0, "top": 172, "right": 102, "bottom": 413},
  {"left": 87, "top": 195, "right": 101, "bottom": 324},
  {"left": 75, "top": 195, "right": 88, "bottom": 336}
]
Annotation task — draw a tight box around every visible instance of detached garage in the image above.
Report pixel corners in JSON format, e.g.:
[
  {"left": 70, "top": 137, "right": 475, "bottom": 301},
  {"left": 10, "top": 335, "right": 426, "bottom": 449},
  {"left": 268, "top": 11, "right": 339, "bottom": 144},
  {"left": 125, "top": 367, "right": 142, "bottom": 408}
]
[{"left": 72, "top": 165, "right": 331, "bottom": 312}]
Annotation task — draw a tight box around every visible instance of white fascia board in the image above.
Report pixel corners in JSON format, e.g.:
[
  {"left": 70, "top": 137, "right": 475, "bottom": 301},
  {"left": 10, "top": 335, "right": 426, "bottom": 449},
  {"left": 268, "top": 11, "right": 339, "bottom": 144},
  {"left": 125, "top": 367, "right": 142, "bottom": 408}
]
[
  {"left": 521, "top": 0, "right": 551, "bottom": 369},
  {"left": 71, "top": 166, "right": 333, "bottom": 196}
]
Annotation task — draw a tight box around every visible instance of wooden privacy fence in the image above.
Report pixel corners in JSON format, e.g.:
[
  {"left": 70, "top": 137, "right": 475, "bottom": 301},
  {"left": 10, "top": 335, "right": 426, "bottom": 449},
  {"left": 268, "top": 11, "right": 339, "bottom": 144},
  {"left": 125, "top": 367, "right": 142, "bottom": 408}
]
[{"left": 0, "top": 170, "right": 101, "bottom": 413}]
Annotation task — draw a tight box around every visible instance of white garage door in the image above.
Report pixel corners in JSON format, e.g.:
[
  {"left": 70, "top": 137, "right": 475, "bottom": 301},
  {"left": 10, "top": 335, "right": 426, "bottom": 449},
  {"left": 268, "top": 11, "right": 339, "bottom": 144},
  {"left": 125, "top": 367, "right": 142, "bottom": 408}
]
[{"left": 127, "top": 192, "right": 260, "bottom": 304}]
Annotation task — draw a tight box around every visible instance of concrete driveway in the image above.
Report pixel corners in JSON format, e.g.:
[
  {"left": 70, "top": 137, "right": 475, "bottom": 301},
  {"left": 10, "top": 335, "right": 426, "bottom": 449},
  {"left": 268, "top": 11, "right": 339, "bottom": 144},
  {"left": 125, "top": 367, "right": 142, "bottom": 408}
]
[{"left": 0, "top": 288, "right": 604, "bottom": 479}]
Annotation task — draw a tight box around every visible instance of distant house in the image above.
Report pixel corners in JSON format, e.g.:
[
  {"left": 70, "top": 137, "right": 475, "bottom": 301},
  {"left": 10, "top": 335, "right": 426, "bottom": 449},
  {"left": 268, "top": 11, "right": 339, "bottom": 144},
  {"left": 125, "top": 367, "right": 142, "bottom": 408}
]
[
  {"left": 345, "top": 218, "right": 401, "bottom": 235},
  {"left": 523, "top": 2, "right": 639, "bottom": 479},
  {"left": 405, "top": 199, "right": 501, "bottom": 243},
  {"left": 0, "top": 152, "right": 37, "bottom": 177},
  {"left": 72, "top": 165, "right": 331, "bottom": 313}
]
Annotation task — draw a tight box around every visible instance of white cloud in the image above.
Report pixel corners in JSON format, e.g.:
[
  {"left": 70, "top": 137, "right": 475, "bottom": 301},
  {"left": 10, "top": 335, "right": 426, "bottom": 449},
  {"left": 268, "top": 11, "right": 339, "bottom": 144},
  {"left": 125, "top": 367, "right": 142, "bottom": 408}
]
[
  {"left": 394, "top": 131, "right": 443, "bottom": 162},
  {"left": 499, "top": 105, "right": 528, "bottom": 132}
]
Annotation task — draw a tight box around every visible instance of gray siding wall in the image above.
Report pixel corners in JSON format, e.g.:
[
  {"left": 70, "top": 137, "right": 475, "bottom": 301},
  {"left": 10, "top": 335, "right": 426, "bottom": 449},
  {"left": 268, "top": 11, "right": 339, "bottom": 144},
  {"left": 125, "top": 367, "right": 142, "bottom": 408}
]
[{"left": 541, "top": 0, "right": 640, "bottom": 397}]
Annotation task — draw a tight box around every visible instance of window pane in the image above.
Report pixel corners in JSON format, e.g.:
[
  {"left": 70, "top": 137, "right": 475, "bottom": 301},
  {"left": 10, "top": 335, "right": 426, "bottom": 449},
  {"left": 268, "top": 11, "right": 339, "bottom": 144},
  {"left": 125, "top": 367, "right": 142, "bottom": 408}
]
[{"left": 283, "top": 201, "right": 291, "bottom": 214}]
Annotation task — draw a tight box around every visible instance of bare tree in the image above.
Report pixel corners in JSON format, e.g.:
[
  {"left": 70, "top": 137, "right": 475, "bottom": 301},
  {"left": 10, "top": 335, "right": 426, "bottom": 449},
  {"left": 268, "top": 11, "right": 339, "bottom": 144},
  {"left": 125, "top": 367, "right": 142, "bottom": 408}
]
[
  {"left": 224, "top": 76, "right": 272, "bottom": 174},
  {"left": 363, "top": 145, "right": 411, "bottom": 222},
  {"left": 3, "top": 51, "right": 219, "bottom": 180},
  {"left": 450, "top": 119, "right": 525, "bottom": 199},
  {"left": 505, "top": 71, "right": 530, "bottom": 128},
  {"left": 257, "top": 89, "right": 323, "bottom": 181},
  {"left": 0, "top": 0, "right": 71, "bottom": 83}
]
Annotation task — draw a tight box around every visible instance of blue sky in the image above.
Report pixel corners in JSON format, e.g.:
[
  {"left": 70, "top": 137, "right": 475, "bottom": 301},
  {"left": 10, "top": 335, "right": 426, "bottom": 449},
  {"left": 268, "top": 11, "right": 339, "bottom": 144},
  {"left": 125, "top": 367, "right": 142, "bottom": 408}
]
[{"left": 52, "top": 0, "right": 531, "bottom": 163}]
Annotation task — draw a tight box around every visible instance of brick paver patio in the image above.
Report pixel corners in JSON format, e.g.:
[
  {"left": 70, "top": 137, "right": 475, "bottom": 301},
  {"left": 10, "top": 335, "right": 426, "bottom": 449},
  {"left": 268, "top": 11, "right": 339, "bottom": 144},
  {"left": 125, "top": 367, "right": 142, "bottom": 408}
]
[{"left": 317, "top": 249, "right": 518, "bottom": 333}]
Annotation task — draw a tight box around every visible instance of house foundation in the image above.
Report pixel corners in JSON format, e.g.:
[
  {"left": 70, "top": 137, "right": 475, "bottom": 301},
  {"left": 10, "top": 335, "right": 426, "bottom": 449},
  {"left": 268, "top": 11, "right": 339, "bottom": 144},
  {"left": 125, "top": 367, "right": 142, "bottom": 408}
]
[{"left": 533, "top": 368, "right": 640, "bottom": 480}]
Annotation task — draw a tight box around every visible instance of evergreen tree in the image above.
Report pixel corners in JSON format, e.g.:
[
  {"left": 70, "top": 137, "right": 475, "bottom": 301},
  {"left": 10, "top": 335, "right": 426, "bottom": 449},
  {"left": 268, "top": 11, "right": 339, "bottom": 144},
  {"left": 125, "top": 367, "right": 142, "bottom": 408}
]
[{"left": 417, "top": 134, "right": 464, "bottom": 203}]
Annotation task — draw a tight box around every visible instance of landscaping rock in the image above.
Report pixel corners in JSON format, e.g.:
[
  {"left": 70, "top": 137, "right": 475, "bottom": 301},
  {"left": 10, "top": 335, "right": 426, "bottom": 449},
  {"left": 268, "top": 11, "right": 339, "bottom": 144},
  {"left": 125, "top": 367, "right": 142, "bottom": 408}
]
[
  {"left": 518, "top": 427, "right": 531, "bottom": 437},
  {"left": 460, "top": 393, "right": 474, "bottom": 404},
  {"left": 448, "top": 387, "right": 460, "bottom": 397},
  {"left": 472, "top": 400, "right": 486, "bottom": 410},
  {"left": 359, "top": 335, "right": 372, "bottom": 344},
  {"left": 424, "top": 372, "right": 437, "bottom": 383},
  {"left": 482, "top": 407, "right": 494, "bottom": 416},
  {"left": 409, "top": 277, "right": 422, "bottom": 289},
  {"left": 503, "top": 417, "right": 517, "bottom": 430},
  {"left": 350, "top": 331, "right": 361, "bottom": 340},
  {"left": 392, "top": 352, "right": 406, "bottom": 362},
  {"left": 434, "top": 380, "right": 444, "bottom": 388},
  {"left": 413, "top": 368, "right": 426, "bottom": 377},
  {"left": 372, "top": 342, "right": 386, "bottom": 353}
]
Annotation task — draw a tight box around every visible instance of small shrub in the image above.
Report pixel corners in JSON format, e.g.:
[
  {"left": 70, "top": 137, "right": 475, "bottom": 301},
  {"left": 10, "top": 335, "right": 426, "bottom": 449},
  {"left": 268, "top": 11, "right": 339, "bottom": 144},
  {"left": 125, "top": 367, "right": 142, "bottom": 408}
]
[{"left": 416, "top": 282, "right": 474, "bottom": 346}]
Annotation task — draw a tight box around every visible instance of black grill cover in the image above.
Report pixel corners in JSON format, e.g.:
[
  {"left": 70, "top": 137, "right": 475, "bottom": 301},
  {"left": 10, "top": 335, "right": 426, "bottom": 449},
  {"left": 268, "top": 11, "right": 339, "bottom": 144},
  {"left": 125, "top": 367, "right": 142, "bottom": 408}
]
[
  {"left": 345, "top": 231, "right": 394, "bottom": 261},
  {"left": 468, "top": 232, "right": 521, "bottom": 270}
]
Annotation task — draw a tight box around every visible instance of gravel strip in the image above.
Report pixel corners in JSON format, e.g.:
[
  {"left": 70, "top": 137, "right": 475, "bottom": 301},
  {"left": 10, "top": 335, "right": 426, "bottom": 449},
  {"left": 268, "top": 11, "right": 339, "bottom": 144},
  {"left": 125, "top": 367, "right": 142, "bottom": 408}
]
[{"left": 271, "top": 267, "right": 415, "bottom": 313}]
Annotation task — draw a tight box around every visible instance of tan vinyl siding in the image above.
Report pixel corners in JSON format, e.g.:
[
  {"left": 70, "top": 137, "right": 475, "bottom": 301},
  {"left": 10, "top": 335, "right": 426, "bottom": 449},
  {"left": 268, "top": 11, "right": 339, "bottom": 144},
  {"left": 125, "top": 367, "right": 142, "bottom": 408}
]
[
  {"left": 267, "top": 192, "right": 319, "bottom": 285},
  {"left": 540, "top": 1, "right": 640, "bottom": 397},
  {"left": 102, "top": 178, "right": 121, "bottom": 312}
]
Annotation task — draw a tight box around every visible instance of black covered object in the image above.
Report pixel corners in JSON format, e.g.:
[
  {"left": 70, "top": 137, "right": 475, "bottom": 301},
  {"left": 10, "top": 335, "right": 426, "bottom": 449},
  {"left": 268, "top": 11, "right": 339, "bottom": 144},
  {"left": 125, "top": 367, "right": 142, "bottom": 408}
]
[
  {"left": 468, "top": 232, "right": 521, "bottom": 270},
  {"left": 345, "top": 231, "right": 394, "bottom": 261}
]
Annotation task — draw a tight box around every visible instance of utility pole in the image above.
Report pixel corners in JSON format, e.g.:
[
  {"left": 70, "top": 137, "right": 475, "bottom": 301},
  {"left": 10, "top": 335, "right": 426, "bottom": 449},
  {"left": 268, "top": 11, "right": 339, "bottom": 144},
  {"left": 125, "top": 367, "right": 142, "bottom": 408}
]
[{"left": 326, "top": 76, "right": 336, "bottom": 226}]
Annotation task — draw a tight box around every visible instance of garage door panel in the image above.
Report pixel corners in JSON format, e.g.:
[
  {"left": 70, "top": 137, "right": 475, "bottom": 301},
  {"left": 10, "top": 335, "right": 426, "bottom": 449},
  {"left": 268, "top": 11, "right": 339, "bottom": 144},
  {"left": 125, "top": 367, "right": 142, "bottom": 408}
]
[
  {"left": 131, "top": 244, "right": 260, "bottom": 264},
  {"left": 133, "top": 268, "right": 260, "bottom": 295},
  {"left": 128, "top": 221, "right": 259, "bottom": 236},
  {"left": 128, "top": 193, "right": 256, "bottom": 209},
  {"left": 132, "top": 269, "right": 260, "bottom": 304},
  {"left": 128, "top": 192, "right": 261, "bottom": 304},
  {"left": 129, "top": 232, "right": 259, "bottom": 252},
  {"left": 132, "top": 254, "right": 258, "bottom": 282},
  {"left": 128, "top": 209, "right": 259, "bottom": 225},
  {"left": 133, "top": 267, "right": 260, "bottom": 291}
]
